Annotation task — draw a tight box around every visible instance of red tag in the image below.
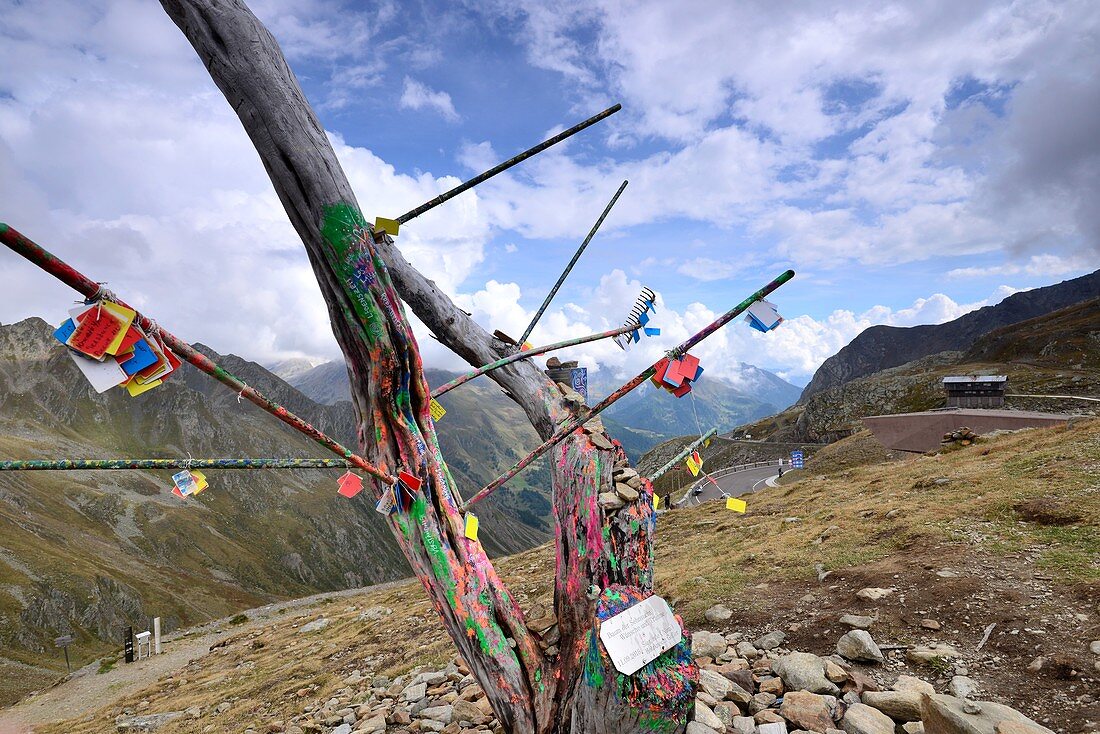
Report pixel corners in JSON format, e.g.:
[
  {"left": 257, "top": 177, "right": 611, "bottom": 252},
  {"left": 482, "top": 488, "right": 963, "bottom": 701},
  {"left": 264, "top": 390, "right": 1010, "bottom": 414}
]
[
  {"left": 69, "top": 309, "right": 123, "bottom": 359},
  {"left": 114, "top": 325, "right": 144, "bottom": 355},
  {"left": 679, "top": 353, "right": 700, "bottom": 375},
  {"left": 172, "top": 486, "right": 186, "bottom": 499},
  {"left": 650, "top": 357, "right": 670, "bottom": 389},
  {"left": 337, "top": 471, "right": 364, "bottom": 498},
  {"left": 672, "top": 382, "right": 692, "bottom": 398},
  {"left": 661, "top": 358, "right": 685, "bottom": 388},
  {"left": 397, "top": 470, "right": 422, "bottom": 491}
]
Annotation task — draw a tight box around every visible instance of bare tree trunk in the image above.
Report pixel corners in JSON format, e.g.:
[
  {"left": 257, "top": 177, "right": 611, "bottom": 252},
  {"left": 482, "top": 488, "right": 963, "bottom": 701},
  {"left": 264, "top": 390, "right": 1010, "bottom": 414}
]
[{"left": 159, "top": 2, "right": 695, "bottom": 730}]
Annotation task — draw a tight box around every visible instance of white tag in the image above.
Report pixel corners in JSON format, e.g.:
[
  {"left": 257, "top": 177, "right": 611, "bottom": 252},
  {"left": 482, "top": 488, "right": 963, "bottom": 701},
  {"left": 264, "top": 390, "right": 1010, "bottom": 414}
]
[{"left": 67, "top": 349, "right": 128, "bottom": 393}]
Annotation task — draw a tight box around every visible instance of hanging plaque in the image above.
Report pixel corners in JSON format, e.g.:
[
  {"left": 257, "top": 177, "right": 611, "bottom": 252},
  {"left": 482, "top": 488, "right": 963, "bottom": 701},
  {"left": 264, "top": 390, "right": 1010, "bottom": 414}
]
[{"left": 598, "top": 594, "right": 682, "bottom": 675}]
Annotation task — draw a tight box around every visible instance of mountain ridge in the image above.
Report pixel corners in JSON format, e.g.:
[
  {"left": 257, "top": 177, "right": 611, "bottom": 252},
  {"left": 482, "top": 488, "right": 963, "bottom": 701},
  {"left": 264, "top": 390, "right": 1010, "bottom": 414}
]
[{"left": 799, "top": 268, "right": 1100, "bottom": 401}]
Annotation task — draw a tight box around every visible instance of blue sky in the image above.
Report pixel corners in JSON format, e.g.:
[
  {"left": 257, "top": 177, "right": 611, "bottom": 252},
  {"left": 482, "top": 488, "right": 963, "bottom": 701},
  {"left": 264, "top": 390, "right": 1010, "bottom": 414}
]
[{"left": 0, "top": 0, "right": 1097, "bottom": 387}]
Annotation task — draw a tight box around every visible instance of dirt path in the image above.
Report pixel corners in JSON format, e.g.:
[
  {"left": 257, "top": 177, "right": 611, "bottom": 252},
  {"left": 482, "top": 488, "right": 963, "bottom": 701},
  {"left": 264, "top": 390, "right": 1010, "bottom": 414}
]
[{"left": 0, "top": 582, "right": 405, "bottom": 733}]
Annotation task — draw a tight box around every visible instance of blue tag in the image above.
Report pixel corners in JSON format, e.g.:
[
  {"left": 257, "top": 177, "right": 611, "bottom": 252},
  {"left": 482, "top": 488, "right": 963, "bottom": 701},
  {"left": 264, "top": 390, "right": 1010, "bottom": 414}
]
[
  {"left": 644, "top": 327, "right": 661, "bottom": 337},
  {"left": 119, "top": 339, "right": 158, "bottom": 375},
  {"left": 54, "top": 319, "right": 76, "bottom": 344}
]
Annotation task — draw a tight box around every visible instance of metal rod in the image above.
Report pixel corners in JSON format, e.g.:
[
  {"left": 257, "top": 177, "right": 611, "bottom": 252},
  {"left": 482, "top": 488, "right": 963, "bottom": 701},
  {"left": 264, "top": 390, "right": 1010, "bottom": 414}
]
[
  {"left": 0, "top": 224, "right": 396, "bottom": 486},
  {"left": 518, "top": 180, "right": 628, "bottom": 345},
  {"left": 431, "top": 323, "right": 637, "bottom": 398},
  {"left": 0, "top": 458, "right": 351, "bottom": 471},
  {"left": 647, "top": 428, "right": 718, "bottom": 482},
  {"left": 396, "top": 104, "right": 621, "bottom": 225},
  {"left": 462, "top": 269, "right": 796, "bottom": 509}
]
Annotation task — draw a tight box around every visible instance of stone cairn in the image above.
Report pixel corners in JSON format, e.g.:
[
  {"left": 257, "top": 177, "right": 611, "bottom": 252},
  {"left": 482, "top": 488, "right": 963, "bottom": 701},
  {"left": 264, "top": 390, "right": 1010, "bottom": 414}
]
[{"left": 941, "top": 427, "right": 979, "bottom": 448}]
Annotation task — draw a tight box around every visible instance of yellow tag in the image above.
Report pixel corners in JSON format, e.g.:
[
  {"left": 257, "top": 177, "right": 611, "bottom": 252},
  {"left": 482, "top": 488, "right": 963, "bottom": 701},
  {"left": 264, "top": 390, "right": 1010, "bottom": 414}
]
[
  {"left": 464, "top": 513, "right": 479, "bottom": 541},
  {"left": 726, "top": 497, "right": 747, "bottom": 513},
  {"left": 125, "top": 377, "right": 162, "bottom": 396},
  {"left": 686, "top": 456, "right": 700, "bottom": 477},
  {"left": 653, "top": 495, "right": 661, "bottom": 509},
  {"left": 374, "top": 217, "right": 400, "bottom": 236},
  {"left": 192, "top": 470, "right": 209, "bottom": 493},
  {"left": 100, "top": 301, "right": 137, "bottom": 355},
  {"left": 704, "top": 438, "right": 712, "bottom": 448},
  {"left": 429, "top": 398, "right": 446, "bottom": 421}
]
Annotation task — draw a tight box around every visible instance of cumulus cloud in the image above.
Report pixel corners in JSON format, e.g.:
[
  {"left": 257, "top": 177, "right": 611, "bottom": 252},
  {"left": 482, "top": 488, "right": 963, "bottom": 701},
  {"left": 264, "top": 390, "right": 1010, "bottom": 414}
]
[{"left": 399, "top": 77, "right": 459, "bottom": 121}]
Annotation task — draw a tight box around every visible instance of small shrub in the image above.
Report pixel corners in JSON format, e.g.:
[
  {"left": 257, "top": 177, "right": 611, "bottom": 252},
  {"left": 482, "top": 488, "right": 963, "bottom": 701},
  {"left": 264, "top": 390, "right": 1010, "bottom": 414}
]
[
  {"left": 229, "top": 613, "right": 249, "bottom": 625},
  {"left": 1014, "top": 498, "right": 1081, "bottom": 526}
]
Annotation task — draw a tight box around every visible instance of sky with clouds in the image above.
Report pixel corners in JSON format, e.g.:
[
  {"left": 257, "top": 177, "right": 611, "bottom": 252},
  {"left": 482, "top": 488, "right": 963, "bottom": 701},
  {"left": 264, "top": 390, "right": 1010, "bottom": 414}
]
[{"left": 0, "top": 0, "right": 1096, "bottom": 387}]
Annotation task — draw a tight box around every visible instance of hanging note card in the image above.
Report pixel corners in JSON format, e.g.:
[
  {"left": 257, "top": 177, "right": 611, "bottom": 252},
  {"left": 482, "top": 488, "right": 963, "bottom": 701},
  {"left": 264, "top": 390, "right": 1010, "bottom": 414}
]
[
  {"left": 397, "top": 470, "right": 422, "bottom": 492},
  {"left": 685, "top": 454, "right": 700, "bottom": 477},
  {"left": 191, "top": 470, "right": 208, "bottom": 494},
  {"left": 125, "top": 377, "right": 162, "bottom": 397},
  {"left": 464, "top": 513, "right": 479, "bottom": 541},
  {"left": 374, "top": 217, "right": 400, "bottom": 237},
  {"left": 429, "top": 398, "right": 446, "bottom": 422},
  {"left": 67, "top": 306, "right": 124, "bottom": 360},
  {"left": 172, "top": 469, "right": 198, "bottom": 495},
  {"left": 67, "top": 349, "right": 129, "bottom": 393},
  {"left": 653, "top": 494, "right": 661, "bottom": 510},
  {"left": 725, "top": 496, "right": 747, "bottom": 513},
  {"left": 337, "top": 471, "right": 364, "bottom": 498},
  {"left": 118, "top": 335, "right": 159, "bottom": 376},
  {"left": 598, "top": 595, "right": 682, "bottom": 676}
]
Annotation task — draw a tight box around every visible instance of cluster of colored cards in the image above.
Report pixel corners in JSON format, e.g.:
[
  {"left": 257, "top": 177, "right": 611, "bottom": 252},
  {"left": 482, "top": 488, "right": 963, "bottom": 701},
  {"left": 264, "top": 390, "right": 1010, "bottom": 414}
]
[
  {"left": 172, "top": 469, "right": 208, "bottom": 498},
  {"left": 53, "top": 301, "right": 181, "bottom": 396},
  {"left": 650, "top": 353, "right": 703, "bottom": 398},
  {"left": 744, "top": 299, "right": 784, "bottom": 333},
  {"left": 685, "top": 449, "right": 703, "bottom": 477}
]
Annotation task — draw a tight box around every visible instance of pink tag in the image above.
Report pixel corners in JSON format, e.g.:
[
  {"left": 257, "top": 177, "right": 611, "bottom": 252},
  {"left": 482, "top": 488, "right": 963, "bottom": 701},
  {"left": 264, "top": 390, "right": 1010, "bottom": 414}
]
[{"left": 337, "top": 471, "right": 364, "bottom": 498}]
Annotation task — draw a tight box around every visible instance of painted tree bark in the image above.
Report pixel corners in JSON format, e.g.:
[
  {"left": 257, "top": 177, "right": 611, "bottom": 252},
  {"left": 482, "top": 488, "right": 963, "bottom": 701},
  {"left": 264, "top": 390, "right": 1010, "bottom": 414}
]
[{"left": 159, "top": 1, "right": 696, "bottom": 731}]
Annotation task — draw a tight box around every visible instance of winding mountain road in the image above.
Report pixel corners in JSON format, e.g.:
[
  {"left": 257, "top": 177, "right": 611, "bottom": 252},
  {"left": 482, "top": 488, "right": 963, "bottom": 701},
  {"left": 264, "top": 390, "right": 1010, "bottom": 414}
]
[{"left": 675, "top": 463, "right": 783, "bottom": 507}]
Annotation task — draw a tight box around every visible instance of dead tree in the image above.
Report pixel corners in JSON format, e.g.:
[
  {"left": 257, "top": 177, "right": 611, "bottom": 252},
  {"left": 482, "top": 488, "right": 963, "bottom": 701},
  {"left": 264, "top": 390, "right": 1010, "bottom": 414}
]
[{"left": 159, "top": 1, "right": 697, "bottom": 731}]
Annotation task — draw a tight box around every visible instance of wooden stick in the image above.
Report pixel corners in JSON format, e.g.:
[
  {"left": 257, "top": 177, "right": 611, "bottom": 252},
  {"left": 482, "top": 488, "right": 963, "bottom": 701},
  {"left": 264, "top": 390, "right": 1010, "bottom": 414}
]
[
  {"left": 0, "top": 224, "right": 395, "bottom": 485},
  {"left": 517, "top": 180, "right": 628, "bottom": 345},
  {"left": 396, "top": 105, "right": 621, "bottom": 225},
  {"left": 647, "top": 428, "right": 718, "bottom": 482},
  {"left": 0, "top": 458, "right": 349, "bottom": 471}
]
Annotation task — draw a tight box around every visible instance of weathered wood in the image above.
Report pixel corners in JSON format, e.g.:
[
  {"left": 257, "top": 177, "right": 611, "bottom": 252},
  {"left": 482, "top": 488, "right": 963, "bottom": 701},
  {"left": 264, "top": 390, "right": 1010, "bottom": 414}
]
[{"left": 159, "top": 1, "right": 694, "bottom": 730}]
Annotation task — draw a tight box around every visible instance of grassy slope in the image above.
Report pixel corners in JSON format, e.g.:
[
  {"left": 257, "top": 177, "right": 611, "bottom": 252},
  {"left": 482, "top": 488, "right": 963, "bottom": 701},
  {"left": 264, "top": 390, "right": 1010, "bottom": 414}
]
[{"left": 25, "top": 418, "right": 1098, "bottom": 733}]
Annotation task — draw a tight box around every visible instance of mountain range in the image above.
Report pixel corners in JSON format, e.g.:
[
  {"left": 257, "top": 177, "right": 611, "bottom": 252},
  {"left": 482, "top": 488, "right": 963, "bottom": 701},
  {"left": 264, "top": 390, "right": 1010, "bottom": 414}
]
[
  {"left": 273, "top": 357, "right": 801, "bottom": 458},
  {"left": 800, "top": 268, "right": 1100, "bottom": 401}
]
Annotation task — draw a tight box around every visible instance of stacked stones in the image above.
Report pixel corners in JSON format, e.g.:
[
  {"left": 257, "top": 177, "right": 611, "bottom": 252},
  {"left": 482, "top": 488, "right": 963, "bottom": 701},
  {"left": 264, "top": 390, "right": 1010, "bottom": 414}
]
[
  {"left": 685, "top": 626, "right": 1055, "bottom": 734},
  {"left": 940, "top": 428, "right": 979, "bottom": 447},
  {"left": 277, "top": 658, "right": 501, "bottom": 734}
]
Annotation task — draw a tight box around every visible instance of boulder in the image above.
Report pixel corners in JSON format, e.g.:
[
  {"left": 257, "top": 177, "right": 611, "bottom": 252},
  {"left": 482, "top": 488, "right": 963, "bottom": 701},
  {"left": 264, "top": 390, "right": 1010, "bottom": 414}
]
[
  {"left": 695, "top": 701, "right": 727, "bottom": 732},
  {"left": 838, "top": 615, "right": 874, "bottom": 630},
  {"left": 774, "top": 652, "right": 840, "bottom": 695},
  {"left": 779, "top": 691, "right": 835, "bottom": 733},
  {"left": 758, "top": 723, "right": 789, "bottom": 734},
  {"left": 115, "top": 712, "right": 185, "bottom": 731},
  {"left": 736, "top": 641, "right": 760, "bottom": 659},
  {"left": 707, "top": 604, "right": 735, "bottom": 623},
  {"left": 700, "top": 669, "right": 734, "bottom": 700},
  {"left": 836, "top": 631, "right": 883, "bottom": 663},
  {"left": 694, "top": 631, "right": 729, "bottom": 660},
  {"left": 892, "top": 675, "right": 934, "bottom": 696},
  {"left": 755, "top": 631, "right": 787, "bottom": 650},
  {"left": 688, "top": 723, "right": 721, "bottom": 734},
  {"left": 920, "top": 694, "right": 1055, "bottom": 734},
  {"left": 861, "top": 691, "right": 921, "bottom": 721},
  {"left": 948, "top": 676, "right": 978, "bottom": 699},
  {"left": 907, "top": 644, "right": 961, "bottom": 665},
  {"left": 854, "top": 588, "right": 894, "bottom": 601},
  {"left": 840, "top": 703, "right": 894, "bottom": 734},
  {"left": 731, "top": 716, "right": 758, "bottom": 734}
]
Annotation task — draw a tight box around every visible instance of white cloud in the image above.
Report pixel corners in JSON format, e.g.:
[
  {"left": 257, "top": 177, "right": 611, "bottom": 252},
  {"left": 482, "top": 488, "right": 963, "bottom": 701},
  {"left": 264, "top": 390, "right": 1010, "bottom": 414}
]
[
  {"left": 399, "top": 77, "right": 459, "bottom": 122},
  {"left": 947, "top": 254, "right": 1091, "bottom": 280}
]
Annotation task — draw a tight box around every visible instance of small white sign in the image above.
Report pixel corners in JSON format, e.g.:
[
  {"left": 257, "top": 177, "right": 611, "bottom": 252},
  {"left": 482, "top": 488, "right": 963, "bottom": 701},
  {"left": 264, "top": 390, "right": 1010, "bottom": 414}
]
[{"left": 598, "top": 595, "right": 682, "bottom": 675}]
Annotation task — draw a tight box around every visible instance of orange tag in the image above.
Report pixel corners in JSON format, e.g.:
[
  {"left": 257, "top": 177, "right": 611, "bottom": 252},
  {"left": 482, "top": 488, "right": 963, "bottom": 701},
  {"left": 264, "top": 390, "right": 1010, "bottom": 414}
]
[{"left": 68, "top": 308, "right": 123, "bottom": 359}]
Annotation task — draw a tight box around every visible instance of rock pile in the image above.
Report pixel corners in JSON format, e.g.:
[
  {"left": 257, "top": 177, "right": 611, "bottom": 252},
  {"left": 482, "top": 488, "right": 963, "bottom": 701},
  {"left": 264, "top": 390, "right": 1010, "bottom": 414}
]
[
  {"left": 685, "top": 626, "right": 1055, "bottom": 734},
  {"left": 940, "top": 427, "right": 979, "bottom": 447}
]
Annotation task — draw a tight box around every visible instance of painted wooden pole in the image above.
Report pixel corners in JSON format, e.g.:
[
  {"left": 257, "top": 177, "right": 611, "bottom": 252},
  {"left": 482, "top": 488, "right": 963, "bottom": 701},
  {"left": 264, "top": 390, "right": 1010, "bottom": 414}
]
[
  {"left": 395, "top": 106, "right": 621, "bottom": 226},
  {"left": 0, "top": 457, "right": 350, "bottom": 471},
  {"left": 0, "top": 224, "right": 395, "bottom": 486},
  {"left": 463, "top": 269, "right": 796, "bottom": 510},
  {"left": 647, "top": 428, "right": 718, "bottom": 482},
  {"left": 431, "top": 323, "right": 637, "bottom": 398},
  {"left": 517, "top": 180, "right": 629, "bottom": 346}
]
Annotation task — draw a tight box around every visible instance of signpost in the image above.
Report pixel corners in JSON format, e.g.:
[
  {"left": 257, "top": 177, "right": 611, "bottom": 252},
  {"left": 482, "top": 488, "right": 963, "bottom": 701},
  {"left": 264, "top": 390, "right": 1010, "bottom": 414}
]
[
  {"left": 570, "top": 367, "right": 588, "bottom": 402},
  {"left": 598, "top": 595, "right": 682, "bottom": 675},
  {"left": 54, "top": 634, "right": 73, "bottom": 673},
  {"left": 791, "top": 450, "right": 804, "bottom": 470}
]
